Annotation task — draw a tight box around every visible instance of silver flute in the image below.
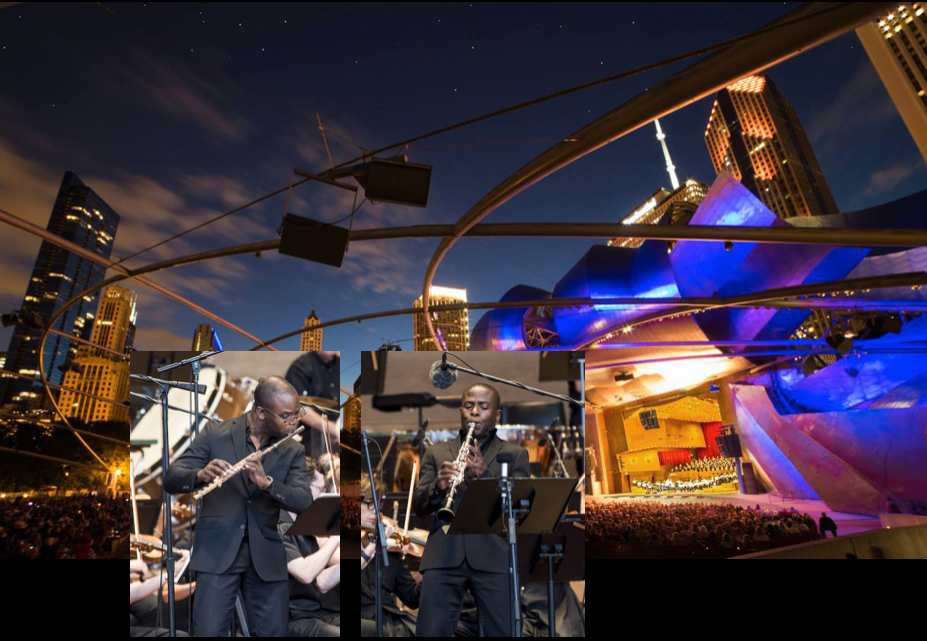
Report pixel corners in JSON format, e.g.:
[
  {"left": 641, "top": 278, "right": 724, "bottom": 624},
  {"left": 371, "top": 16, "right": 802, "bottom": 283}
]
[
  {"left": 192, "top": 426, "right": 305, "bottom": 501},
  {"left": 436, "top": 422, "right": 476, "bottom": 524}
]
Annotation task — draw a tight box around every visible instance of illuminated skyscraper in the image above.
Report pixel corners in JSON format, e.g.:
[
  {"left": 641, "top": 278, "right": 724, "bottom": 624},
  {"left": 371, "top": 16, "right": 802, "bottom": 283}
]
[
  {"left": 58, "top": 286, "right": 136, "bottom": 424},
  {"left": 344, "top": 394, "right": 361, "bottom": 431},
  {"left": 413, "top": 286, "right": 470, "bottom": 351},
  {"left": 609, "top": 119, "right": 709, "bottom": 248},
  {"left": 704, "top": 75, "right": 838, "bottom": 219},
  {"left": 88, "top": 286, "right": 137, "bottom": 354},
  {"left": 192, "top": 323, "right": 222, "bottom": 351},
  {"left": 856, "top": 4, "right": 927, "bottom": 164},
  {"left": 0, "top": 172, "right": 119, "bottom": 412},
  {"left": 609, "top": 180, "right": 709, "bottom": 248},
  {"left": 301, "top": 310, "right": 322, "bottom": 351}
]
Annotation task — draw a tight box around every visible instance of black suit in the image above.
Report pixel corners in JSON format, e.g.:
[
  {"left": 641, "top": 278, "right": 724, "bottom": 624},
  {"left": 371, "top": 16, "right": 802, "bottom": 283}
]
[
  {"left": 413, "top": 428, "right": 529, "bottom": 637},
  {"left": 163, "top": 413, "right": 312, "bottom": 637}
]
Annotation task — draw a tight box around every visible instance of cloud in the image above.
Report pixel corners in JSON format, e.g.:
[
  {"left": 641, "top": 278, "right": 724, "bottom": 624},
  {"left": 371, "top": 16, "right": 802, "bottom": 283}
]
[
  {"left": 862, "top": 160, "right": 923, "bottom": 197},
  {"left": 0, "top": 134, "right": 69, "bottom": 303},
  {"left": 112, "top": 53, "right": 255, "bottom": 143},
  {"left": 341, "top": 238, "right": 434, "bottom": 296},
  {"left": 132, "top": 326, "right": 192, "bottom": 351},
  {"left": 806, "top": 62, "right": 898, "bottom": 144},
  {"left": 180, "top": 174, "right": 255, "bottom": 210},
  {"left": 85, "top": 170, "right": 273, "bottom": 265}
]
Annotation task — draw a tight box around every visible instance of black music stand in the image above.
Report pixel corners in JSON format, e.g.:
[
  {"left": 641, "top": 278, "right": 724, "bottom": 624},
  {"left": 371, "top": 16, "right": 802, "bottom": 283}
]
[
  {"left": 446, "top": 477, "right": 575, "bottom": 637},
  {"left": 518, "top": 515, "right": 585, "bottom": 638},
  {"left": 286, "top": 493, "right": 341, "bottom": 539}
]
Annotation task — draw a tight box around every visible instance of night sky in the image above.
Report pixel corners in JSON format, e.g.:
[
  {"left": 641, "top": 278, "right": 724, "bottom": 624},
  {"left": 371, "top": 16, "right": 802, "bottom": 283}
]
[{"left": 0, "top": 2, "right": 924, "bottom": 393}]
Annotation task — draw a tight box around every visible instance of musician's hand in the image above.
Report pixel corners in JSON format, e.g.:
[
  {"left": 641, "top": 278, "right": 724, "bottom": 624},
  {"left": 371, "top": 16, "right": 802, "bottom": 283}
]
[
  {"left": 242, "top": 453, "right": 270, "bottom": 490},
  {"left": 436, "top": 461, "right": 461, "bottom": 492},
  {"left": 466, "top": 443, "right": 487, "bottom": 478},
  {"left": 130, "top": 559, "right": 149, "bottom": 580},
  {"left": 196, "top": 459, "right": 232, "bottom": 484},
  {"left": 174, "top": 549, "right": 189, "bottom": 580}
]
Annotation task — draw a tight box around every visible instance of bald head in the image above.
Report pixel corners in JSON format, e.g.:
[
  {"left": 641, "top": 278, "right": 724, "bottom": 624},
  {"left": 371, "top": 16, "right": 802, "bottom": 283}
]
[
  {"left": 252, "top": 376, "right": 300, "bottom": 438},
  {"left": 254, "top": 376, "right": 298, "bottom": 411}
]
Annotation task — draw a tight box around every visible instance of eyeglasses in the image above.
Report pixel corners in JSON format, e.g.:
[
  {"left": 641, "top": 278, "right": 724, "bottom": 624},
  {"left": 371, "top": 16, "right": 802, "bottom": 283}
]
[{"left": 259, "top": 405, "right": 306, "bottom": 424}]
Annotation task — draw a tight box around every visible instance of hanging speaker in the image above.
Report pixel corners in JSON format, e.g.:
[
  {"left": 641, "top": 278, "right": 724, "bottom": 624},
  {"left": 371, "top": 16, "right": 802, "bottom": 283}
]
[
  {"left": 356, "top": 158, "right": 432, "bottom": 207},
  {"left": 279, "top": 213, "right": 349, "bottom": 267},
  {"left": 715, "top": 433, "right": 742, "bottom": 458}
]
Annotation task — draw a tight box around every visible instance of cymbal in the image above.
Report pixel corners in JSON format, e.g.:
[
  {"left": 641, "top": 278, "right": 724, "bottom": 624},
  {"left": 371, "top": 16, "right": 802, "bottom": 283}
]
[{"left": 299, "top": 396, "right": 339, "bottom": 411}]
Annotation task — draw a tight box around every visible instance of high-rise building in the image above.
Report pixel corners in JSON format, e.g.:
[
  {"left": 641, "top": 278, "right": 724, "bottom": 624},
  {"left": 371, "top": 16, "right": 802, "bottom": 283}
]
[
  {"left": 609, "top": 180, "right": 709, "bottom": 248},
  {"left": 0, "top": 171, "right": 119, "bottom": 412},
  {"left": 344, "top": 375, "right": 362, "bottom": 431},
  {"left": 192, "top": 323, "right": 222, "bottom": 351},
  {"left": 413, "top": 286, "right": 470, "bottom": 351},
  {"left": 88, "top": 286, "right": 137, "bottom": 354},
  {"left": 608, "top": 119, "right": 709, "bottom": 248},
  {"left": 344, "top": 394, "right": 361, "bottom": 431},
  {"left": 654, "top": 118, "right": 680, "bottom": 190},
  {"left": 704, "top": 75, "right": 839, "bottom": 220},
  {"left": 58, "top": 286, "right": 136, "bottom": 424},
  {"left": 301, "top": 310, "right": 322, "bottom": 351},
  {"left": 856, "top": 5, "right": 927, "bottom": 164}
]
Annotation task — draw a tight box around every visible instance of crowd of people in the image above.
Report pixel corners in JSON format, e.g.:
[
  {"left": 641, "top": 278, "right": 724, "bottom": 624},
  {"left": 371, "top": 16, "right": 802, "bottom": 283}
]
[
  {"left": 633, "top": 472, "right": 738, "bottom": 493},
  {"left": 671, "top": 455, "right": 735, "bottom": 473},
  {"left": 586, "top": 499, "right": 822, "bottom": 558},
  {"left": 0, "top": 493, "right": 128, "bottom": 559},
  {"left": 886, "top": 497, "right": 927, "bottom": 516},
  {"left": 342, "top": 494, "right": 360, "bottom": 533}
]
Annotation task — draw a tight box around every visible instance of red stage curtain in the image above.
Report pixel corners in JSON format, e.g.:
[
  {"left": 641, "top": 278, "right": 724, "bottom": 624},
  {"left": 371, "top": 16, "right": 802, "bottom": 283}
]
[
  {"left": 698, "top": 422, "right": 723, "bottom": 459},
  {"left": 658, "top": 450, "right": 691, "bottom": 466}
]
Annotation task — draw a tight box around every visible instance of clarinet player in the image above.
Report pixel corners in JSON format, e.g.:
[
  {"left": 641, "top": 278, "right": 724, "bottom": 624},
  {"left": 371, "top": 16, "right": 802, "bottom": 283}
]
[
  {"left": 163, "top": 376, "right": 313, "bottom": 637},
  {"left": 413, "top": 383, "right": 530, "bottom": 637}
]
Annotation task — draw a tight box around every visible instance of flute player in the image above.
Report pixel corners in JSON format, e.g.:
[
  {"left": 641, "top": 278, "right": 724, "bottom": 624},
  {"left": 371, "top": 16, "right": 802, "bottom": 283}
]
[{"left": 163, "top": 375, "right": 313, "bottom": 637}]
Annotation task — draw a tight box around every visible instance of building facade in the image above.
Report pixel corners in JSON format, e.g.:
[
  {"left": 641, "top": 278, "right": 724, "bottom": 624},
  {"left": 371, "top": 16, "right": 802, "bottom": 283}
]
[
  {"left": 857, "top": 4, "right": 927, "bottom": 164},
  {"left": 704, "top": 75, "right": 838, "bottom": 220},
  {"left": 0, "top": 172, "right": 119, "bottom": 412},
  {"left": 59, "top": 286, "right": 136, "bottom": 424},
  {"left": 301, "top": 310, "right": 322, "bottom": 351},
  {"left": 413, "top": 286, "right": 470, "bottom": 351}
]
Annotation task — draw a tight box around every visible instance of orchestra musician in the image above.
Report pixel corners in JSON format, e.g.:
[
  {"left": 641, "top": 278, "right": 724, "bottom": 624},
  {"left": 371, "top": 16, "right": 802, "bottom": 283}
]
[
  {"left": 314, "top": 453, "right": 342, "bottom": 628},
  {"left": 412, "top": 383, "right": 530, "bottom": 637},
  {"left": 162, "top": 376, "right": 313, "bottom": 637},
  {"left": 279, "top": 456, "right": 342, "bottom": 637},
  {"left": 130, "top": 552, "right": 190, "bottom": 637},
  {"left": 360, "top": 472, "right": 422, "bottom": 637},
  {"left": 286, "top": 351, "right": 341, "bottom": 445}
]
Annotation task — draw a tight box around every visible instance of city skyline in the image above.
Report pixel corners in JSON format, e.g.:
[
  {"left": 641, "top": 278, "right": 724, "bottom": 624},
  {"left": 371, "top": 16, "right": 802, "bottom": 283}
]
[{"left": 0, "top": 3, "right": 924, "bottom": 399}]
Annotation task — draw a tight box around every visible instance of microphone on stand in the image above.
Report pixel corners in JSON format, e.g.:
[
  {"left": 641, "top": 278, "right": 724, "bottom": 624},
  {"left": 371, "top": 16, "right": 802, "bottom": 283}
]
[
  {"left": 130, "top": 374, "right": 206, "bottom": 394},
  {"left": 538, "top": 417, "right": 561, "bottom": 447},
  {"left": 429, "top": 352, "right": 457, "bottom": 389},
  {"left": 498, "top": 452, "right": 513, "bottom": 480},
  {"left": 411, "top": 419, "right": 430, "bottom": 447}
]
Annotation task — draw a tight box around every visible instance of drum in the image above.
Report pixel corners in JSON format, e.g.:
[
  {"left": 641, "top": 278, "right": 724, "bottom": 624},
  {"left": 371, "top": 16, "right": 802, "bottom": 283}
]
[{"left": 131, "top": 364, "right": 227, "bottom": 491}]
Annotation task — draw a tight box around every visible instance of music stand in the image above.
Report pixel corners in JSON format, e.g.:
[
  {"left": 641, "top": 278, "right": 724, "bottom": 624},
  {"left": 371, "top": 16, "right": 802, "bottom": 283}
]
[
  {"left": 446, "top": 477, "right": 575, "bottom": 636},
  {"left": 518, "top": 514, "right": 585, "bottom": 638},
  {"left": 286, "top": 493, "right": 341, "bottom": 539}
]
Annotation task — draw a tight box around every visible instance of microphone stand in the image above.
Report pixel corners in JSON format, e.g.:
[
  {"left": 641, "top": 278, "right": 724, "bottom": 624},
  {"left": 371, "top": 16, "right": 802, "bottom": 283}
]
[
  {"left": 440, "top": 354, "right": 584, "bottom": 408},
  {"left": 541, "top": 418, "right": 568, "bottom": 478},
  {"left": 129, "top": 391, "right": 219, "bottom": 424},
  {"left": 155, "top": 350, "right": 222, "bottom": 373},
  {"left": 153, "top": 378, "right": 178, "bottom": 637},
  {"left": 361, "top": 430, "right": 389, "bottom": 637},
  {"left": 497, "top": 453, "right": 522, "bottom": 638},
  {"left": 154, "top": 350, "right": 219, "bottom": 638}
]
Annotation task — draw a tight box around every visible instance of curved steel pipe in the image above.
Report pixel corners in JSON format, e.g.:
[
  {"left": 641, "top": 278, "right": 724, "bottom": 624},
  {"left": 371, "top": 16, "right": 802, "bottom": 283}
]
[{"left": 419, "top": 2, "right": 895, "bottom": 349}]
